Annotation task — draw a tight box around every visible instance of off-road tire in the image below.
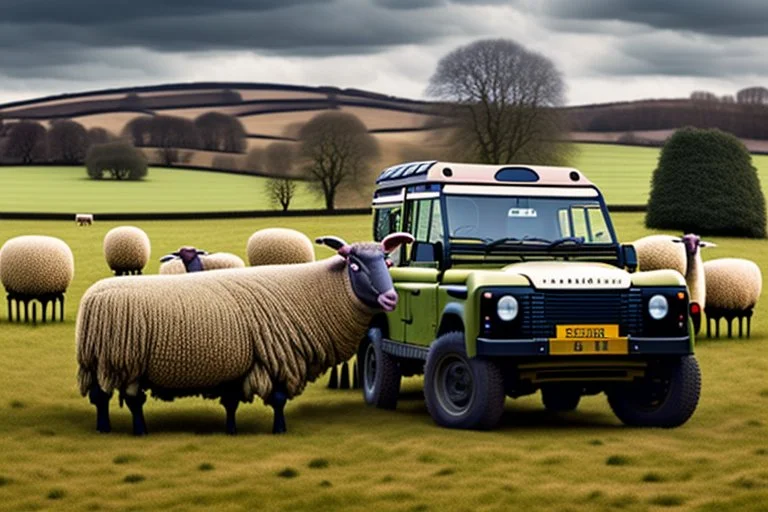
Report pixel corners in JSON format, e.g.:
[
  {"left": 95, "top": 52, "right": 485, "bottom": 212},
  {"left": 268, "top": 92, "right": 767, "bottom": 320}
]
[
  {"left": 424, "top": 332, "right": 505, "bottom": 430},
  {"left": 607, "top": 355, "right": 701, "bottom": 428},
  {"left": 358, "top": 328, "right": 401, "bottom": 410},
  {"left": 541, "top": 386, "right": 581, "bottom": 412}
]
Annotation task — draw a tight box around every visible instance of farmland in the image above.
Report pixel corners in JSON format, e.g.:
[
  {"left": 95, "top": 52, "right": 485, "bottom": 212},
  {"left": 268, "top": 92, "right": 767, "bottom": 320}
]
[{"left": 0, "top": 214, "right": 766, "bottom": 511}]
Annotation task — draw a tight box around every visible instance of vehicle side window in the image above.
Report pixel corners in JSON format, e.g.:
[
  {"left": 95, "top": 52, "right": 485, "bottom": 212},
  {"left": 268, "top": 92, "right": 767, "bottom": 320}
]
[
  {"left": 587, "top": 208, "right": 610, "bottom": 242},
  {"left": 375, "top": 206, "right": 402, "bottom": 266},
  {"left": 405, "top": 198, "right": 441, "bottom": 266}
]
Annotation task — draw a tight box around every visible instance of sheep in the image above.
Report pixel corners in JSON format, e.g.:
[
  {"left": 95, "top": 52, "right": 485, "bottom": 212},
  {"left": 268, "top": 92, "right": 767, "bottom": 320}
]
[
  {"left": 633, "top": 235, "right": 686, "bottom": 275},
  {"left": 704, "top": 258, "right": 762, "bottom": 338},
  {"left": 633, "top": 233, "right": 715, "bottom": 334},
  {"left": 246, "top": 228, "right": 358, "bottom": 389},
  {"left": 104, "top": 226, "right": 151, "bottom": 276},
  {"left": 0, "top": 235, "right": 74, "bottom": 323},
  {"left": 247, "top": 228, "right": 315, "bottom": 266},
  {"left": 76, "top": 232, "right": 414, "bottom": 436},
  {"left": 75, "top": 214, "right": 94, "bottom": 226},
  {"left": 159, "top": 247, "right": 245, "bottom": 274}
]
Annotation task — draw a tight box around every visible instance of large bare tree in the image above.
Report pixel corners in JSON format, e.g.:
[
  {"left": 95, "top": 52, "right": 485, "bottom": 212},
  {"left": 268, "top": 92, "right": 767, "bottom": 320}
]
[
  {"left": 427, "top": 38, "right": 569, "bottom": 165},
  {"left": 298, "top": 112, "right": 378, "bottom": 210}
]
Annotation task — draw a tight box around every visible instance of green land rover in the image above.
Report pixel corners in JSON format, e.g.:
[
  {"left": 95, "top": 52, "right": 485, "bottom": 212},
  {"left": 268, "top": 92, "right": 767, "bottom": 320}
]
[{"left": 358, "top": 161, "right": 701, "bottom": 430}]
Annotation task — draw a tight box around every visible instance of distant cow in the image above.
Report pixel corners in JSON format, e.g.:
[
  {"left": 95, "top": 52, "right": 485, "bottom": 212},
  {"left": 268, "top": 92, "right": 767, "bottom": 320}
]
[{"left": 75, "top": 214, "right": 94, "bottom": 226}]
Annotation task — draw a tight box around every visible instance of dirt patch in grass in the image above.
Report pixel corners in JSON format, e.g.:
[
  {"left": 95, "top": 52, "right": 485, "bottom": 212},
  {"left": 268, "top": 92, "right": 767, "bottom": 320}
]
[
  {"left": 47, "top": 488, "right": 66, "bottom": 500},
  {"left": 648, "top": 494, "right": 686, "bottom": 507},
  {"left": 642, "top": 472, "right": 667, "bottom": 483},
  {"left": 123, "top": 474, "right": 146, "bottom": 484},
  {"left": 198, "top": 463, "right": 214, "bottom": 472},
  {"left": 433, "top": 467, "right": 455, "bottom": 477},
  {"left": 606, "top": 455, "right": 631, "bottom": 466},
  {"left": 113, "top": 454, "right": 139, "bottom": 465},
  {"left": 9, "top": 400, "right": 25, "bottom": 409},
  {"left": 308, "top": 458, "right": 329, "bottom": 469},
  {"left": 277, "top": 468, "right": 298, "bottom": 479}
]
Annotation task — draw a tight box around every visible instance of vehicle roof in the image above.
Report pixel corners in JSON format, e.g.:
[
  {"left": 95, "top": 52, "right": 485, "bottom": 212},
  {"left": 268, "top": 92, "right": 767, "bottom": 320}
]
[{"left": 374, "top": 161, "right": 595, "bottom": 190}]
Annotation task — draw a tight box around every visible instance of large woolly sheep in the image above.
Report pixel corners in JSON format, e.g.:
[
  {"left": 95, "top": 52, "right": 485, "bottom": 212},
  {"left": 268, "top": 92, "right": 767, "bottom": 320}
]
[
  {"left": 159, "top": 247, "right": 245, "bottom": 274},
  {"left": 0, "top": 235, "right": 74, "bottom": 323},
  {"left": 247, "top": 228, "right": 315, "bottom": 266},
  {"left": 76, "top": 232, "right": 413, "bottom": 436},
  {"left": 104, "top": 226, "right": 151, "bottom": 276},
  {"left": 704, "top": 258, "right": 762, "bottom": 338}
]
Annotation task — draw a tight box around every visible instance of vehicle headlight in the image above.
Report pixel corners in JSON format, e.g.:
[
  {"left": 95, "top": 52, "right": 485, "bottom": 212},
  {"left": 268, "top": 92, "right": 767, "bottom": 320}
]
[
  {"left": 648, "top": 294, "right": 668, "bottom": 320},
  {"left": 497, "top": 295, "right": 519, "bottom": 321}
]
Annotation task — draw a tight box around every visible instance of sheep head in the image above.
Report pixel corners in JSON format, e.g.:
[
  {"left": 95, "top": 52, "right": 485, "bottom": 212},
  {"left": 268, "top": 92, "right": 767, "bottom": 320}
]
[
  {"left": 673, "top": 234, "right": 716, "bottom": 257},
  {"left": 316, "top": 233, "right": 414, "bottom": 311}
]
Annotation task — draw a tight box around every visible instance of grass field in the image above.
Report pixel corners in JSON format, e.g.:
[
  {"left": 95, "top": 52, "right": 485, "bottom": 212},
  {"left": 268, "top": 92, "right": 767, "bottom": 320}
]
[
  {"left": 0, "top": 167, "right": 322, "bottom": 213},
  {"left": 1, "top": 144, "right": 767, "bottom": 213},
  {"left": 0, "top": 214, "right": 767, "bottom": 511},
  {"left": 572, "top": 143, "right": 768, "bottom": 205}
]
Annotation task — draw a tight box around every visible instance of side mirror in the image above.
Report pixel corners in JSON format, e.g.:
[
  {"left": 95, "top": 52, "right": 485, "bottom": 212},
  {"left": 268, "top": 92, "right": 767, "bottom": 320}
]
[{"left": 622, "top": 244, "right": 638, "bottom": 273}]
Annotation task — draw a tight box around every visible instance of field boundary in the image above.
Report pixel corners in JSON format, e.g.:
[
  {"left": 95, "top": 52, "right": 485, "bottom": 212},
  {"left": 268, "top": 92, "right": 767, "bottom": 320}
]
[
  {"left": 0, "top": 208, "right": 373, "bottom": 221},
  {"left": 0, "top": 205, "right": 646, "bottom": 221}
]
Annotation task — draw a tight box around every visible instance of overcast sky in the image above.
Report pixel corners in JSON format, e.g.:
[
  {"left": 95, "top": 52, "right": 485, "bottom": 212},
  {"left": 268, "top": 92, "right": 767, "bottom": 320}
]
[{"left": 1, "top": 0, "right": 766, "bottom": 106}]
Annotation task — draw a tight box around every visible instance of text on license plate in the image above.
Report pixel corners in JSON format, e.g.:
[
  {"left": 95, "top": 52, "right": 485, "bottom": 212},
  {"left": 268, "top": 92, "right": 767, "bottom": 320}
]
[{"left": 551, "top": 325, "right": 627, "bottom": 355}]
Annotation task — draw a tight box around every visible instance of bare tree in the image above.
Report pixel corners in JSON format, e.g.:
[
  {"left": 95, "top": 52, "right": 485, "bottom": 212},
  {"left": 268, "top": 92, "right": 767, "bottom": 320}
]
[
  {"left": 4, "top": 121, "right": 47, "bottom": 164},
  {"left": 298, "top": 111, "right": 379, "bottom": 210},
  {"left": 427, "top": 38, "right": 569, "bottom": 165},
  {"left": 48, "top": 120, "right": 89, "bottom": 164},
  {"left": 267, "top": 178, "right": 297, "bottom": 211},
  {"left": 194, "top": 112, "right": 246, "bottom": 152}
]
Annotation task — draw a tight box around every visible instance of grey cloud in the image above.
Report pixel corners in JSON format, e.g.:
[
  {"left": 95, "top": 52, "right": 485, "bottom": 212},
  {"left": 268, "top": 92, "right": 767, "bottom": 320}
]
[
  {"left": 594, "top": 33, "right": 768, "bottom": 77},
  {"left": 536, "top": 0, "right": 768, "bottom": 37}
]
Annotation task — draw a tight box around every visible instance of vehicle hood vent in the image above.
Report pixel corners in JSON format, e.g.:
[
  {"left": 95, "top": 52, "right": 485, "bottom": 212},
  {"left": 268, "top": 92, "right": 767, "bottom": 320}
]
[{"left": 503, "top": 262, "right": 631, "bottom": 290}]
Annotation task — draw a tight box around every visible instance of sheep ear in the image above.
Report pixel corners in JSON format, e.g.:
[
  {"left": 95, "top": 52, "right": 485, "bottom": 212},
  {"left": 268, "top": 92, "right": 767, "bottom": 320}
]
[
  {"left": 382, "top": 232, "right": 414, "bottom": 253},
  {"left": 671, "top": 238, "right": 683, "bottom": 243},
  {"left": 159, "top": 255, "right": 176, "bottom": 263},
  {"left": 700, "top": 241, "right": 717, "bottom": 248},
  {"left": 315, "top": 236, "right": 348, "bottom": 251}
]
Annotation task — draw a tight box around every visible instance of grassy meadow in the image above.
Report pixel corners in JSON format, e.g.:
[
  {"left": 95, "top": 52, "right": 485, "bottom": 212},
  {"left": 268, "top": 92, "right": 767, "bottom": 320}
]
[
  {"left": 0, "top": 214, "right": 767, "bottom": 511},
  {"left": 0, "top": 167, "right": 323, "bottom": 213}
]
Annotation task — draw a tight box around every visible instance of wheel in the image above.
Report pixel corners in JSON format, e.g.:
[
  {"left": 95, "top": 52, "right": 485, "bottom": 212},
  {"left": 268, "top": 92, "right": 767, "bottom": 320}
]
[
  {"left": 424, "top": 332, "right": 505, "bottom": 430},
  {"left": 541, "top": 386, "right": 581, "bottom": 412},
  {"left": 358, "top": 328, "right": 401, "bottom": 410},
  {"left": 607, "top": 356, "right": 701, "bottom": 428}
]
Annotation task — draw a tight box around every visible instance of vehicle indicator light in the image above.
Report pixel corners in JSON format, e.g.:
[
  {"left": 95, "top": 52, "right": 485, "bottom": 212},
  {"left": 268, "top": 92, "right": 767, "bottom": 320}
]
[
  {"left": 483, "top": 292, "right": 493, "bottom": 299},
  {"left": 690, "top": 303, "right": 701, "bottom": 315},
  {"left": 677, "top": 292, "right": 685, "bottom": 300}
]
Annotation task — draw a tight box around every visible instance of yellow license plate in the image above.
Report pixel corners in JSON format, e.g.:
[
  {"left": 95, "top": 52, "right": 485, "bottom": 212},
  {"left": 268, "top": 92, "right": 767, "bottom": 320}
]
[{"left": 550, "top": 324, "right": 627, "bottom": 355}]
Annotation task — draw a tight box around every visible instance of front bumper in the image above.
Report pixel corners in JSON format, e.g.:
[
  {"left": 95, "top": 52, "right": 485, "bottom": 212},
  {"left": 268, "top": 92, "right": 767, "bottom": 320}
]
[{"left": 476, "top": 336, "right": 692, "bottom": 357}]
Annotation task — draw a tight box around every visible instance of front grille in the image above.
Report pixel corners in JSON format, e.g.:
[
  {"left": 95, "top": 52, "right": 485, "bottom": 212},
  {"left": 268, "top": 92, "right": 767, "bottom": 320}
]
[{"left": 522, "top": 289, "right": 644, "bottom": 338}]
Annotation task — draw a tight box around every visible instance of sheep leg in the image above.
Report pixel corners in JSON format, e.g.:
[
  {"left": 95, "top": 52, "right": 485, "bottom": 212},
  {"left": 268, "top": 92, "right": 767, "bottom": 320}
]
[
  {"left": 7, "top": 297, "right": 11, "bottom": 322},
  {"left": 328, "top": 365, "right": 338, "bottom": 389},
  {"left": 42, "top": 300, "right": 47, "bottom": 323},
  {"left": 353, "top": 360, "right": 359, "bottom": 389},
  {"left": 340, "top": 361, "right": 350, "bottom": 389},
  {"left": 269, "top": 383, "right": 288, "bottom": 434},
  {"left": 221, "top": 395, "right": 239, "bottom": 436},
  {"left": 59, "top": 296, "right": 64, "bottom": 322},
  {"left": 124, "top": 390, "right": 148, "bottom": 436},
  {"left": 747, "top": 314, "right": 752, "bottom": 338},
  {"left": 89, "top": 384, "right": 112, "bottom": 433}
]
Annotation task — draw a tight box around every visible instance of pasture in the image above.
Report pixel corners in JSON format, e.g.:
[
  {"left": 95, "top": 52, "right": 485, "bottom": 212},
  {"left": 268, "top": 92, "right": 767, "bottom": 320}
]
[
  {"left": 0, "top": 167, "right": 322, "bottom": 213},
  {"left": 0, "top": 214, "right": 767, "bottom": 511}
]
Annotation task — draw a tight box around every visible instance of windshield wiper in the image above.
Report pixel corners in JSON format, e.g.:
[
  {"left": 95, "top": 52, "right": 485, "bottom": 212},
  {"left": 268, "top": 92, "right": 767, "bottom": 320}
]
[
  {"left": 486, "top": 236, "right": 551, "bottom": 249},
  {"left": 547, "top": 236, "right": 585, "bottom": 249}
]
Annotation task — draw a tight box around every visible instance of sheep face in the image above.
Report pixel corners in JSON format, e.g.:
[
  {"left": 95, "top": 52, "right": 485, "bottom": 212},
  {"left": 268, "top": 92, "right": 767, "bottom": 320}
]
[
  {"left": 676, "top": 233, "right": 716, "bottom": 258},
  {"left": 317, "top": 233, "right": 414, "bottom": 312},
  {"left": 160, "top": 247, "right": 208, "bottom": 273}
]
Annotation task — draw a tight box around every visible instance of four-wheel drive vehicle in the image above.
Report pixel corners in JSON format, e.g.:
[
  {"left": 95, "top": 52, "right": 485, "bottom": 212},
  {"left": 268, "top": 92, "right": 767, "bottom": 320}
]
[{"left": 359, "top": 161, "right": 701, "bottom": 430}]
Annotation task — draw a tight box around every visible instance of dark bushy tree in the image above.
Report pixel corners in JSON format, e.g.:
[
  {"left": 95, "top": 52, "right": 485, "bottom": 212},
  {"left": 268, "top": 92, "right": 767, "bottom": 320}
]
[
  {"left": 122, "top": 116, "right": 152, "bottom": 146},
  {"left": 86, "top": 140, "right": 148, "bottom": 181},
  {"left": 88, "top": 127, "right": 114, "bottom": 145},
  {"left": 194, "top": 112, "right": 246, "bottom": 152},
  {"left": 48, "top": 120, "right": 89, "bottom": 164},
  {"left": 4, "top": 121, "right": 47, "bottom": 163},
  {"left": 646, "top": 127, "right": 766, "bottom": 238}
]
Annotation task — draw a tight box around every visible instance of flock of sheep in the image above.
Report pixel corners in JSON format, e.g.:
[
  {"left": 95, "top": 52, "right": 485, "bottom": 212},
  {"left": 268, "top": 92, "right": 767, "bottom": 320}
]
[
  {"left": 0, "top": 223, "right": 762, "bottom": 435},
  {"left": 633, "top": 233, "right": 762, "bottom": 338},
  {"left": 0, "top": 223, "right": 410, "bottom": 435}
]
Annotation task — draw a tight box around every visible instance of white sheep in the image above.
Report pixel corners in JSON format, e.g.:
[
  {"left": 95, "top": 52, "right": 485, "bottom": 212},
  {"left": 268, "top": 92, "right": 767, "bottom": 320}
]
[
  {"left": 633, "top": 233, "right": 715, "bottom": 333},
  {"left": 75, "top": 214, "right": 94, "bottom": 226},
  {"left": 76, "top": 233, "right": 413, "bottom": 436},
  {"left": 104, "top": 226, "right": 151, "bottom": 276},
  {"left": 159, "top": 247, "right": 245, "bottom": 274},
  {"left": 704, "top": 258, "right": 762, "bottom": 338},
  {"left": 0, "top": 235, "right": 74, "bottom": 323}
]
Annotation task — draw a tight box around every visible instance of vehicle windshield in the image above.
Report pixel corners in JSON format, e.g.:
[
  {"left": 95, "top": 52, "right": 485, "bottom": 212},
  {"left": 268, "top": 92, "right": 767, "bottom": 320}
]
[{"left": 445, "top": 195, "right": 615, "bottom": 246}]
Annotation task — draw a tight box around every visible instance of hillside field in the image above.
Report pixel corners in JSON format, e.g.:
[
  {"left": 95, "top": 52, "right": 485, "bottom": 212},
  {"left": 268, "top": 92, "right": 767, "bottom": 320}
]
[
  {"left": 1, "top": 144, "right": 767, "bottom": 213},
  {"left": 0, "top": 214, "right": 766, "bottom": 511}
]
